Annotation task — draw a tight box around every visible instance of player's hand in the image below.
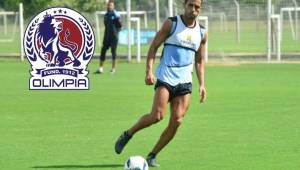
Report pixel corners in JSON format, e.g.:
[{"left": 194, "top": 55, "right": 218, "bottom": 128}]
[
  {"left": 145, "top": 72, "right": 155, "bottom": 85},
  {"left": 199, "top": 85, "right": 206, "bottom": 103}
]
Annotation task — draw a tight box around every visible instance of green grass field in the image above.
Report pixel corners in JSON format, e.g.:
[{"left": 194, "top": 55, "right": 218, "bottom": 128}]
[{"left": 1, "top": 59, "right": 300, "bottom": 170}]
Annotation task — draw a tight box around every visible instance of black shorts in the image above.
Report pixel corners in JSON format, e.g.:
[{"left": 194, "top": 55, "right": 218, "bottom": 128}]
[
  {"left": 154, "top": 79, "right": 192, "bottom": 101},
  {"left": 100, "top": 35, "right": 118, "bottom": 61}
]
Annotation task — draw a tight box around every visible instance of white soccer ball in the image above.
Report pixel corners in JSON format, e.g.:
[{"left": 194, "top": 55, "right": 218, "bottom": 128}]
[{"left": 124, "top": 155, "right": 148, "bottom": 170}]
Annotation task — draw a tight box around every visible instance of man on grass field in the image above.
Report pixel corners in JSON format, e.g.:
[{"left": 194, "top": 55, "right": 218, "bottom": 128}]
[
  {"left": 95, "top": 1, "right": 122, "bottom": 74},
  {"left": 115, "top": 0, "right": 208, "bottom": 167}
]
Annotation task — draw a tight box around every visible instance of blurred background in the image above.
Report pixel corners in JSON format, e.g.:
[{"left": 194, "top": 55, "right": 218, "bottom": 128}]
[{"left": 0, "top": 0, "right": 299, "bottom": 62}]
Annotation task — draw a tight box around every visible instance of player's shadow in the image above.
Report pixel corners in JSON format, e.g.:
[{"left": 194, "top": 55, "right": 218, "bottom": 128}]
[{"left": 32, "top": 164, "right": 123, "bottom": 169}]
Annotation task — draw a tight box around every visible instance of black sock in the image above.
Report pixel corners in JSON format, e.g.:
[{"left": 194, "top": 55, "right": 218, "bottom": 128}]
[
  {"left": 125, "top": 130, "right": 132, "bottom": 138},
  {"left": 147, "top": 152, "right": 156, "bottom": 158}
]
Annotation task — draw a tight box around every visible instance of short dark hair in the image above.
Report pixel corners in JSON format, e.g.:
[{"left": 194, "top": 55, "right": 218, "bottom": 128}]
[{"left": 184, "top": 0, "right": 203, "bottom": 4}]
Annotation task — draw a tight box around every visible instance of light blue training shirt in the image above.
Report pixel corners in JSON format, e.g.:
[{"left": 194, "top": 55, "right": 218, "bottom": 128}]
[{"left": 156, "top": 15, "right": 206, "bottom": 86}]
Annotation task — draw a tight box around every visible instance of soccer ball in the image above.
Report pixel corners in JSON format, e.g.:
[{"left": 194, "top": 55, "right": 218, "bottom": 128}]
[{"left": 124, "top": 156, "right": 148, "bottom": 170}]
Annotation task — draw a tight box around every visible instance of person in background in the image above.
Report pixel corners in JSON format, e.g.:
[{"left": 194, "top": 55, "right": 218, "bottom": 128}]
[{"left": 95, "top": 1, "right": 122, "bottom": 74}]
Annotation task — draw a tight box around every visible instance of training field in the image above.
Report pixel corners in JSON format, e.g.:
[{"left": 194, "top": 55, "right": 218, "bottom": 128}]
[{"left": 0, "top": 59, "right": 300, "bottom": 170}]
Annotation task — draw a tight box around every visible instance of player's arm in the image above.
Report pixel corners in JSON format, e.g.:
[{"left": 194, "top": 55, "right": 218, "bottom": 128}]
[
  {"left": 145, "top": 19, "right": 172, "bottom": 85},
  {"left": 195, "top": 32, "right": 208, "bottom": 103},
  {"left": 114, "top": 12, "right": 122, "bottom": 29}
]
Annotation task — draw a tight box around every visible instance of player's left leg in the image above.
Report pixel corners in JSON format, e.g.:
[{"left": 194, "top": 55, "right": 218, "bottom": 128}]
[
  {"left": 147, "top": 94, "right": 190, "bottom": 167},
  {"left": 110, "top": 36, "right": 118, "bottom": 73}
]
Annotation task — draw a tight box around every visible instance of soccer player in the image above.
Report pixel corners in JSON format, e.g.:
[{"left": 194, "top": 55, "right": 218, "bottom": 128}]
[
  {"left": 95, "top": 1, "right": 122, "bottom": 74},
  {"left": 115, "top": 0, "right": 207, "bottom": 167}
]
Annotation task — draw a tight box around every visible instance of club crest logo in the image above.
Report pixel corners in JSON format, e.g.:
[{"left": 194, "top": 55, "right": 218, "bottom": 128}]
[{"left": 24, "top": 7, "right": 95, "bottom": 90}]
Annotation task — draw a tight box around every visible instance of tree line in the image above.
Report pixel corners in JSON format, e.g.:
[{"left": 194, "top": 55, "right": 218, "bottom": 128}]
[{"left": 0, "top": 0, "right": 286, "bottom": 19}]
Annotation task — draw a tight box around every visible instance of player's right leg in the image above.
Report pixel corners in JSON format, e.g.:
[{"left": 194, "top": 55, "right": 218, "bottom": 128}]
[
  {"left": 95, "top": 39, "right": 110, "bottom": 74},
  {"left": 128, "top": 86, "right": 169, "bottom": 135},
  {"left": 114, "top": 86, "right": 170, "bottom": 154}
]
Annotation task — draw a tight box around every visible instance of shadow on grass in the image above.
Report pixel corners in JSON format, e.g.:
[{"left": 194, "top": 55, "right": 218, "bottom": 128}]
[{"left": 32, "top": 164, "right": 123, "bottom": 169}]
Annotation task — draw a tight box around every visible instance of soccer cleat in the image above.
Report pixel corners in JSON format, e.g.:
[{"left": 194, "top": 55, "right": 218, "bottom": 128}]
[
  {"left": 110, "top": 68, "right": 115, "bottom": 74},
  {"left": 94, "top": 70, "right": 101, "bottom": 74},
  {"left": 114, "top": 131, "right": 131, "bottom": 154},
  {"left": 146, "top": 155, "right": 160, "bottom": 167},
  {"left": 94, "top": 67, "right": 103, "bottom": 74}
]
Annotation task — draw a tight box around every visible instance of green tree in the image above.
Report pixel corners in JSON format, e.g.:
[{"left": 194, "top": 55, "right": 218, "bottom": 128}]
[
  {"left": 3, "top": 0, "right": 19, "bottom": 11},
  {"left": 2, "top": 0, "right": 50, "bottom": 18},
  {"left": 2, "top": 0, "right": 108, "bottom": 19}
]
